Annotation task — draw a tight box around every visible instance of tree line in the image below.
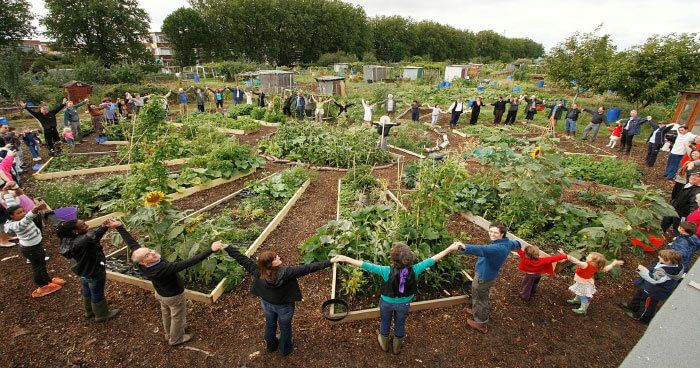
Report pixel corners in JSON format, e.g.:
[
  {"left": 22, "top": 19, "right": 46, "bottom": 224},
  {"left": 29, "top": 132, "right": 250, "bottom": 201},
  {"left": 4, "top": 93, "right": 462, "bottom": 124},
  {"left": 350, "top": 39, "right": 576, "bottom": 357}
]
[{"left": 166, "top": 0, "right": 544, "bottom": 66}]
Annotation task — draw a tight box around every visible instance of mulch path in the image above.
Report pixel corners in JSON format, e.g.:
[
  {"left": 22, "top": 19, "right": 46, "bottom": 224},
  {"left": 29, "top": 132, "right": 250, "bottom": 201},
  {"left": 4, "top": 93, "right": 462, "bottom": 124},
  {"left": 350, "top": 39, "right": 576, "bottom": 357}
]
[{"left": 0, "top": 125, "right": 675, "bottom": 367}]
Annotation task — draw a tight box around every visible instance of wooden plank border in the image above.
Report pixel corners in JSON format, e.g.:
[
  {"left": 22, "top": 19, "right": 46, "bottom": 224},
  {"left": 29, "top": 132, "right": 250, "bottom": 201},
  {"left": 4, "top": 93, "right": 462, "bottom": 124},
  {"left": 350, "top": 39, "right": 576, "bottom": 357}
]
[
  {"left": 387, "top": 144, "right": 426, "bottom": 159},
  {"left": 98, "top": 141, "right": 129, "bottom": 146},
  {"left": 237, "top": 116, "right": 281, "bottom": 128},
  {"left": 171, "top": 122, "right": 245, "bottom": 135},
  {"left": 563, "top": 151, "right": 616, "bottom": 158},
  {"left": 34, "top": 158, "right": 189, "bottom": 180}
]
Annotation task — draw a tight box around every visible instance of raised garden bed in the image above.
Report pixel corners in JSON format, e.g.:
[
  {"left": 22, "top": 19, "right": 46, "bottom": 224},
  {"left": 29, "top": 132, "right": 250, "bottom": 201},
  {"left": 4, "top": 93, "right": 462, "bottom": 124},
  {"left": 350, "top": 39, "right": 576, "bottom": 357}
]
[
  {"left": 103, "top": 169, "right": 310, "bottom": 303},
  {"left": 33, "top": 156, "right": 189, "bottom": 180}
]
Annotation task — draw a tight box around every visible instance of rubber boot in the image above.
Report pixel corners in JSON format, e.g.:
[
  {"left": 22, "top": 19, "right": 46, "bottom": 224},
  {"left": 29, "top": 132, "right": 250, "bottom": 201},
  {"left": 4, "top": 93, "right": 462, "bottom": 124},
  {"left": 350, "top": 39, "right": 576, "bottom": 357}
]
[
  {"left": 392, "top": 336, "right": 404, "bottom": 355},
  {"left": 83, "top": 297, "right": 94, "bottom": 319},
  {"left": 92, "top": 300, "right": 122, "bottom": 323},
  {"left": 377, "top": 331, "right": 389, "bottom": 352},
  {"left": 566, "top": 296, "right": 580, "bottom": 305},
  {"left": 573, "top": 302, "right": 589, "bottom": 314}
]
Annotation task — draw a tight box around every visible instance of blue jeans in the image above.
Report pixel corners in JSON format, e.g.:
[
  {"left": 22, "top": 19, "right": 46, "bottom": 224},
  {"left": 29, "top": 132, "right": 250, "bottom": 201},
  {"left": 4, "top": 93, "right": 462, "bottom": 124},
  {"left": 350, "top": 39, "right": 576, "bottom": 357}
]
[
  {"left": 664, "top": 153, "right": 683, "bottom": 179},
  {"left": 81, "top": 271, "right": 106, "bottom": 303},
  {"left": 565, "top": 118, "right": 577, "bottom": 133},
  {"left": 261, "top": 300, "right": 295, "bottom": 355},
  {"left": 580, "top": 295, "right": 591, "bottom": 304},
  {"left": 379, "top": 298, "right": 410, "bottom": 338},
  {"left": 27, "top": 145, "right": 40, "bottom": 159}
]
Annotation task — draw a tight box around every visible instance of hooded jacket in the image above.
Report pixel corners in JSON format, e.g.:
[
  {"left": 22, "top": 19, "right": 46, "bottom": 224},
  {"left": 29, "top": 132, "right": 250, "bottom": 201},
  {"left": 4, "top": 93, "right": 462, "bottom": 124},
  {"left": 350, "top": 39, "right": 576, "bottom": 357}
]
[
  {"left": 634, "top": 261, "right": 684, "bottom": 300},
  {"left": 226, "top": 246, "right": 331, "bottom": 304},
  {"left": 59, "top": 225, "right": 109, "bottom": 278},
  {"left": 670, "top": 234, "right": 700, "bottom": 271}
]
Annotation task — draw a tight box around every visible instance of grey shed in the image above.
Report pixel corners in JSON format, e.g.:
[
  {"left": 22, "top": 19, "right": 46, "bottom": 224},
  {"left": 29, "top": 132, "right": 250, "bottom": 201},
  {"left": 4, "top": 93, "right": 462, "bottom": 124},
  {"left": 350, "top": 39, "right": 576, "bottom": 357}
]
[{"left": 257, "top": 70, "right": 294, "bottom": 94}]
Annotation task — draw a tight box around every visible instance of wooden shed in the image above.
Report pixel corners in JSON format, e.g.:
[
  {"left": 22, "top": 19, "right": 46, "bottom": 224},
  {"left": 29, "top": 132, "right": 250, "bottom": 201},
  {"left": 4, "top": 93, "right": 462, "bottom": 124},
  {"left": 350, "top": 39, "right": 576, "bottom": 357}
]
[
  {"left": 363, "top": 65, "right": 391, "bottom": 82},
  {"left": 315, "top": 76, "right": 345, "bottom": 96},
  {"left": 402, "top": 66, "right": 424, "bottom": 80},
  {"left": 62, "top": 80, "right": 92, "bottom": 102},
  {"left": 257, "top": 70, "right": 294, "bottom": 94},
  {"left": 333, "top": 63, "right": 349, "bottom": 73},
  {"left": 673, "top": 91, "right": 700, "bottom": 134},
  {"left": 444, "top": 64, "right": 483, "bottom": 82}
]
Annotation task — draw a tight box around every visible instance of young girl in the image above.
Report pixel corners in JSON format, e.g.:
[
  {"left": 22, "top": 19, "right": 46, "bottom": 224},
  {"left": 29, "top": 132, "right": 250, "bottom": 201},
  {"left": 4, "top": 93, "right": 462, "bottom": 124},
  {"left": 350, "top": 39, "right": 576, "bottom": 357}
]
[
  {"left": 566, "top": 252, "right": 624, "bottom": 314},
  {"left": 427, "top": 104, "right": 442, "bottom": 127},
  {"left": 515, "top": 245, "right": 568, "bottom": 301},
  {"left": 332, "top": 242, "right": 460, "bottom": 354},
  {"left": 624, "top": 249, "right": 683, "bottom": 323},
  {"left": 607, "top": 122, "right": 623, "bottom": 148},
  {"left": 62, "top": 127, "right": 74, "bottom": 146}
]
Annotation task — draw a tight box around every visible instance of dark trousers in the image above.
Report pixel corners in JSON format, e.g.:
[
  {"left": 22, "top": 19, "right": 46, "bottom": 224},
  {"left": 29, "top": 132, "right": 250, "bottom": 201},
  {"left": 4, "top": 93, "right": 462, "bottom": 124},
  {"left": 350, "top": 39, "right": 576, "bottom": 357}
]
[
  {"left": 296, "top": 106, "right": 305, "bottom": 120},
  {"left": 520, "top": 273, "right": 541, "bottom": 301},
  {"left": 494, "top": 109, "right": 504, "bottom": 124},
  {"left": 379, "top": 298, "right": 410, "bottom": 338},
  {"left": 619, "top": 130, "right": 635, "bottom": 154},
  {"left": 646, "top": 142, "right": 662, "bottom": 167},
  {"left": 450, "top": 111, "right": 462, "bottom": 128},
  {"left": 671, "top": 182, "right": 686, "bottom": 200},
  {"left": 628, "top": 288, "right": 660, "bottom": 323},
  {"left": 664, "top": 154, "right": 684, "bottom": 179},
  {"left": 283, "top": 106, "right": 292, "bottom": 116},
  {"left": 43, "top": 126, "right": 60, "bottom": 153},
  {"left": 261, "top": 300, "right": 295, "bottom": 356},
  {"left": 470, "top": 111, "right": 480, "bottom": 125},
  {"left": 197, "top": 104, "right": 205, "bottom": 113},
  {"left": 661, "top": 216, "right": 681, "bottom": 234},
  {"left": 504, "top": 110, "right": 517, "bottom": 124},
  {"left": 411, "top": 110, "right": 420, "bottom": 122},
  {"left": 81, "top": 270, "right": 106, "bottom": 304},
  {"left": 471, "top": 274, "right": 495, "bottom": 324},
  {"left": 20, "top": 244, "right": 51, "bottom": 287}
]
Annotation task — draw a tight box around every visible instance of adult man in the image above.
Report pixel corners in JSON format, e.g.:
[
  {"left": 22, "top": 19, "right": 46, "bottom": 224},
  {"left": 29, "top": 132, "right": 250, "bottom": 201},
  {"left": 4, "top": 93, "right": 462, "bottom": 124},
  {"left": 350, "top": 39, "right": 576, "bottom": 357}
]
[
  {"left": 227, "top": 85, "right": 245, "bottom": 105},
  {"left": 115, "top": 223, "right": 223, "bottom": 346},
  {"left": 56, "top": 218, "right": 122, "bottom": 322},
  {"left": 19, "top": 100, "right": 65, "bottom": 155},
  {"left": 455, "top": 223, "right": 521, "bottom": 333},
  {"left": 294, "top": 91, "right": 306, "bottom": 120},
  {"left": 564, "top": 102, "right": 582, "bottom": 137},
  {"left": 282, "top": 91, "right": 293, "bottom": 116},
  {"left": 662, "top": 172, "right": 700, "bottom": 233},
  {"left": 618, "top": 110, "right": 649, "bottom": 155},
  {"left": 491, "top": 97, "right": 507, "bottom": 124},
  {"left": 645, "top": 120, "right": 671, "bottom": 167},
  {"left": 546, "top": 99, "right": 567, "bottom": 131},
  {"left": 580, "top": 106, "right": 608, "bottom": 142},
  {"left": 664, "top": 125, "right": 697, "bottom": 180},
  {"left": 447, "top": 98, "right": 465, "bottom": 129}
]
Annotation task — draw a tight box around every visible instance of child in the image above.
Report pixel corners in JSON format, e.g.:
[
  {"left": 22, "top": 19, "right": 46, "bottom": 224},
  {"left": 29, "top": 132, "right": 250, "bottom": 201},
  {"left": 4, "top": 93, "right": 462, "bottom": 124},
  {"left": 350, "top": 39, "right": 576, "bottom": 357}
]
[
  {"left": 566, "top": 252, "right": 624, "bottom": 314},
  {"left": 22, "top": 128, "right": 42, "bottom": 162},
  {"left": 668, "top": 221, "right": 700, "bottom": 271},
  {"left": 607, "top": 121, "right": 623, "bottom": 148},
  {"left": 624, "top": 249, "right": 683, "bottom": 323},
  {"left": 427, "top": 104, "right": 442, "bottom": 127},
  {"left": 62, "top": 127, "right": 74, "bottom": 146},
  {"left": 515, "top": 245, "right": 568, "bottom": 301},
  {"left": 4, "top": 203, "right": 66, "bottom": 297},
  {"left": 332, "top": 242, "right": 460, "bottom": 354}
]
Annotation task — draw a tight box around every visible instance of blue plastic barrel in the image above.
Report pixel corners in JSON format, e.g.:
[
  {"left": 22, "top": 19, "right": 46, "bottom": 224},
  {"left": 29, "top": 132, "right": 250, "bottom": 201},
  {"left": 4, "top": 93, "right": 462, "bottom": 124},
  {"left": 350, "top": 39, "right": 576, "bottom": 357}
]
[
  {"left": 506, "top": 75, "right": 513, "bottom": 81},
  {"left": 571, "top": 80, "right": 577, "bottom": 86},
  {"left": 0, "top": 117, "right": 8, "bottom": 125},
  {"left": 607, "top": 108, "right": 621, "bottom": 122},
  {"left": 513, "top": 86, "right": 522, "bottom": 92},
  {"left": 536, "top": 80, "right": 545, "bottom": 88},
  {"left": 468, "top": 99, "right": 475, "bottom": 107},
  {"left": 477, "top": 85, "right": 485, "bottom": 92},
  {"left": 194, "top": 74, "right": 200, "bottom": 83}
]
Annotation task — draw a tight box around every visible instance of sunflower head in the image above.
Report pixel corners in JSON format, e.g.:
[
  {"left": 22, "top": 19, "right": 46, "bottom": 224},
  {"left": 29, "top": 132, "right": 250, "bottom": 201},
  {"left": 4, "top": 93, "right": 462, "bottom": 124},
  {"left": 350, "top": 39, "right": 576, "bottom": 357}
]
[
  {"left": 144, "top": 191, "right": 166, "bottom": 206},
  {"left": 530, "top": 146, "right": 542, "bottom": 158}
]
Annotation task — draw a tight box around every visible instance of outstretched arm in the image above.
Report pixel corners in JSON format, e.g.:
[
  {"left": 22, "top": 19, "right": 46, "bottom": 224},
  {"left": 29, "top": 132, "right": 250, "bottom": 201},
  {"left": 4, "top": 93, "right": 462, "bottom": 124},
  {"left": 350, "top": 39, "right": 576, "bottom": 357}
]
[
  {"left": 283, "top": 259, "right": 332, "bottom": 279},
  {"left": 331, "top": 255, "right": 362, "bottom": 267},
  {"left": 115, "top": 225, "right": 142, "bottom": 253},
  {"left": 432, "top": 243, "right": 460, "bottom": 262},
  {"left": 224, "top": 244, "right": 260, "bottom": 277},
  {"left": 603, "top": 259, "right": 624, "bottom": 272}
]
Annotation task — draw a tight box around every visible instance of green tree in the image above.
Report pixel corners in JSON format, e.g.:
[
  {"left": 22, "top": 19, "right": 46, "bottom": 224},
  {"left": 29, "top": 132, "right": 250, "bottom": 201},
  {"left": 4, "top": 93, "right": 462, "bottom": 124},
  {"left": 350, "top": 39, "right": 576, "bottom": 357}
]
[
  {"left": 0, "top": 0, "right": 35, "bottom": 46},
  {"left": 41, "top": 0, "right": 152, "bottom": 65},
  {"left": 608, "top": 33, "right": 700, "bottom": 108},
  {"left": 162, "top": 8, "right": 211, "bottom": 66},
  {"left": 370, "top": 16, "right": 415, "bottom": 62},
  {"left": 0, "top": 46, "right": 29, "bottom": 99},
  {"left": 545, "top": 28, "right": 617, "bottom": 94}
]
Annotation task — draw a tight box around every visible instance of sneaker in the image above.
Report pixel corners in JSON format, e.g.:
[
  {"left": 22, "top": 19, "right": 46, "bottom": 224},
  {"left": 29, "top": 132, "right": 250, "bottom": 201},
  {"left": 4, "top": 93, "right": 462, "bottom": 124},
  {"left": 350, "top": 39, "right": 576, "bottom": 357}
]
[
  {"left": 51, "top": 277, "right": 66, "bottom": 286},
  {"left": 169, "top": 334, "right": 193, "bottom": 346},
  {"left": 33, "top": 157, "right": 42, "bottom": 162},
  {"left": 31, "top": 283, "right": 62, "bottom": 298}
]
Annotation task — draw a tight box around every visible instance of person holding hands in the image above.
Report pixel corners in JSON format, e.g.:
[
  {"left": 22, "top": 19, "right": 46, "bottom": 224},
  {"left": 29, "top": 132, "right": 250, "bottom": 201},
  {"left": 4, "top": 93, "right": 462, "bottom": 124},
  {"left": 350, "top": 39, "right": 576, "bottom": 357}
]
[{"left": 566, "top": 252, "right": 624, "bottom": 314}]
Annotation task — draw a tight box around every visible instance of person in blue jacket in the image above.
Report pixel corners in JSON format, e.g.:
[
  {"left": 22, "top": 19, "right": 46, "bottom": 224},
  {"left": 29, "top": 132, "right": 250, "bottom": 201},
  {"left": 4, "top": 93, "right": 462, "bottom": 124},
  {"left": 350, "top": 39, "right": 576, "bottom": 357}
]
[
  {"left": 455, "top": 223, "right": 521, "bottom": 333},
  {"left": 619, "top": 110, "right": 649, "bottom": 155},
  {"left": 624, "top": 249, "right": 684, "bottom": 323}
]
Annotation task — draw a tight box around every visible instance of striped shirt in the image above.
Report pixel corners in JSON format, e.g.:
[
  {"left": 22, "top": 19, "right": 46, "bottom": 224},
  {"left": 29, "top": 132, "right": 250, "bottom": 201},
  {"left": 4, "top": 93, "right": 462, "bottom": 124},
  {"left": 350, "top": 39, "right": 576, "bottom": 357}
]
[{"left": 4, "top": 211, "right": 42, "bottom": 247}]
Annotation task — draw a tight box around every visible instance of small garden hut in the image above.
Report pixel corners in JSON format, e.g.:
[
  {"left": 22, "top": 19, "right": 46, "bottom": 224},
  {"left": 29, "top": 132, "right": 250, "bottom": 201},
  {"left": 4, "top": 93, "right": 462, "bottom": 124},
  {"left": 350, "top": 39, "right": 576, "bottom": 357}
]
[
  {"left": 402, "top": 66, "right": 424, "bottom": 80},
  {"left": 257, "top": 70, "right": 294, "bottom": 93},
  {"left": 333, "top": 63, "right": 349, "bottom": 73},
  {"left": 363, "top": 65, "right": 391, "bottom": 82},
  {"left": 444, "top": 65, "right": 469, "bottom": 82},
  {"left": 673, "top": 91, "right": 700, "bottom": 134},
  {"left": 315, "top": 76, "right": 345, "bottom": 96},
  {"left": 62, "top": 80, "right": 92, "bottom": 102}
]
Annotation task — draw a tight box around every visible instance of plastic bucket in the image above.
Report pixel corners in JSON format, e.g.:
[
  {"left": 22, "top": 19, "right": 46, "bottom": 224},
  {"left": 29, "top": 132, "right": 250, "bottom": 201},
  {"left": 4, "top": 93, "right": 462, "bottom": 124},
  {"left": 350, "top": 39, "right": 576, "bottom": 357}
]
[
  {"left": 54, "top": 206, "right": 78, "bottom": 221},
  {"left": 607, "top": 108, "right": 621, "bottom": 122},
  {"left": 536, "top": 80, "right": 545, "bottom": 88},
  {"left": 0, "top": 117, "right": 7, "bottom": 125}
]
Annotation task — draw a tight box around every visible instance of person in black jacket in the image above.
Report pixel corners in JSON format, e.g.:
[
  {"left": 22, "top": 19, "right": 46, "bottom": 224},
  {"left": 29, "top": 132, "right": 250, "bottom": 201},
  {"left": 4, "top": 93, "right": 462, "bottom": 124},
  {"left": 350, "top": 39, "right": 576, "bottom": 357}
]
[
  {"left": 224, "top": 244, "right": 333, "bottom": 356},
  {"left": 56, "top": 218, "right": 122, "bottom": 322},
  {"left": 662, "top": 172, "right": 700, "bottom": 234},
  {"left": 18, "top": 101, "right": 64, "bottom": 155},
  {"left": 645, "top": 120, "right": 672, "bottom": 167},
  {"left": 504, "top": 95, "right": 521, "bottom": 125},
  {"left": 564, "top": 103, "right": 582, "bottom": 137},
  {"left": 469, "top": 97, "right": 484, "bottom": 125},
  {"left": 581, "top": 106, "right": 608, "bottom": 141},
  {"left": 546, "top": 99, "right": 567, "bottom": 131},
  {"left": 252, "top": 90, "right": 266, "bottom": 107},
  {"left": 490, "top": 97, "right": 507, "bottom": 124},
  {"left": 114, "top": 222, "right": 221, "bottom": 346}
]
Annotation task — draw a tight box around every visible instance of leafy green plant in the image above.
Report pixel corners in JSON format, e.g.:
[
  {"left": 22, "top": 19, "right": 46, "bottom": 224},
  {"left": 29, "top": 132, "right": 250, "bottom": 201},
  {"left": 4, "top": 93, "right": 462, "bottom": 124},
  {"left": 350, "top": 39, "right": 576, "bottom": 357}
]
[{"left": 561, "top": 155, "right": 643, "bottom": 189}]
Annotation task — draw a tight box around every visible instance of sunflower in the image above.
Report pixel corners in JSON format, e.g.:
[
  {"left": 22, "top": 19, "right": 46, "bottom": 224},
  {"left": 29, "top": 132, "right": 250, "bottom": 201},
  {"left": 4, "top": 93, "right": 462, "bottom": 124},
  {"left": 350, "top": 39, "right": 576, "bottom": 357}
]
[
  {"left": 530, "top": 146, "right": 542, "bottom": 158},
  {"left": 144, "top": 191, "right": 166, "bottom": 206}
]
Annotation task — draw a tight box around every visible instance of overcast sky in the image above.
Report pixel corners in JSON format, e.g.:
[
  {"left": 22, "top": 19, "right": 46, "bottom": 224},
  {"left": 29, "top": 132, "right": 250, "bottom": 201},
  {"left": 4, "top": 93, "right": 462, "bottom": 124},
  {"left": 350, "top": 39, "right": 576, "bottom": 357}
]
[{"left": 28, "top": 0, "right": 698, "bottom": 51}]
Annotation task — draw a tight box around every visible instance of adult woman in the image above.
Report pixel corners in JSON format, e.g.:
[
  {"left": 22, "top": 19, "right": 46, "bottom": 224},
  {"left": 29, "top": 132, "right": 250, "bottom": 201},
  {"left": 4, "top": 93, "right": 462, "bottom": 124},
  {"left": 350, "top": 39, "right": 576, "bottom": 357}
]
[
  {"left": 469, "top": 97, "right": 484, "bottom": 125},
  {"left": 312, "top": 95, "right": 332, "bottom": 123},
  {"left": 224, "top": 244, "right": 333, "bottom": 356},
  {"left": 671, "top": 148, "right": 700, "bottom": 200},
  {"left": 332, "top": 242, "right": 459, "bottom": 354},
  {"left": 523, "top": 95, "right": 541, "bottom": 124}
]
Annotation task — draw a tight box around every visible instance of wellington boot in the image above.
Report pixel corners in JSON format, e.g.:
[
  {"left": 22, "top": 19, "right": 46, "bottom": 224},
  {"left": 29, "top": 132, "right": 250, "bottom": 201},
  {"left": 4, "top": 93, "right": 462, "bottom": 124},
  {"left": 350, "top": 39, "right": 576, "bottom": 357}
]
[
  {"left": 92, "top": 300, "right": 122, "bottom": 323},
  {"left": 392, "top": 336, "right": 404, "bottom": 355},
  {"left": 572, "top": 302, "right": 589, "bottom": 315},
  {"left": 566, "top": 296, "right": 581, "bottom": 305},
  {"left": 83, "top": 297, "right": 94, "bottom": 319},
  {"left": 377, "top": 331, "right": 389, "bottom": 352}
]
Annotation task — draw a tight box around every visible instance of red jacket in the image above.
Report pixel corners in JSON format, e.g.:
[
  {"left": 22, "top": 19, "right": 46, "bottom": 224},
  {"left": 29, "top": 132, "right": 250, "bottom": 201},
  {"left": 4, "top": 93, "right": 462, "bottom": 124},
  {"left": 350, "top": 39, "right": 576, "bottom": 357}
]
[
  {"left": 608, "top": 125, "right": 623, "bottom": 137},
  {"left": 516, "top": 249, "right": 567, "bottom": 276}
]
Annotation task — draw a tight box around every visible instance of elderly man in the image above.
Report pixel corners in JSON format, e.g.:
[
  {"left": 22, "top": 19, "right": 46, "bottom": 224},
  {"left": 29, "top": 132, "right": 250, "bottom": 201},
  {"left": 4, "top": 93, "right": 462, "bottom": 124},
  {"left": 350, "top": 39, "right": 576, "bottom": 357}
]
[
  {"left": 581, "top": 106, "right": 608, "bottom": 142},
  {"left": 19, "top": 100, "right": 65, "bottom": 155},
  {"left": 619, "top": 110, "right": 649, "bottom": 155},
  {"left": 114, "top": 222, "right": 224, "bottom": 346}
]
